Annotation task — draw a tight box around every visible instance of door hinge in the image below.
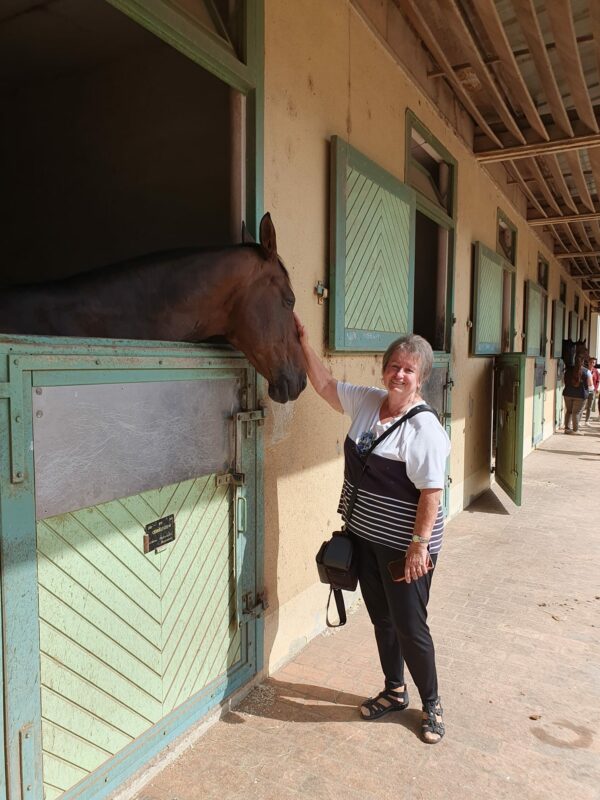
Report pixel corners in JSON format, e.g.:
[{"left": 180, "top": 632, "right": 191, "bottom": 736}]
[
  {"left": 240, "top": 591, "right": 269, "bottom": 625},
  {"left": 216, "top": 470, "right": 246, "bottom": 487}
]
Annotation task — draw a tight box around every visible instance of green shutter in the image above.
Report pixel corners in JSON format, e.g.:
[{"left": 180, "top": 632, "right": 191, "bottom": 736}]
[
  {"left": 552, "top": 299, "right": 565, "bottom": 358},
  {"left": 472, "top": 241, "right": 504, "bottom": 355},
  {"left": 525, "top": 280, "right": 545, "bottom": 357},
  {"left": 569, "top": 312, "right": 578, "bottom": 340},
  {"left": 329, "top": 136, "right": 416, "bottom": 351}
]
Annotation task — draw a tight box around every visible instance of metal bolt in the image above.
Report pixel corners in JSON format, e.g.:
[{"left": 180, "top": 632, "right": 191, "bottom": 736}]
[
  {"left": 26, "top": 786, "right": 31, "bottom": 792},
  {"left": 24, "top": 732, "right": 30, "bottom": 739},
  {"left": 13, "top": 359, "right": 19, "bottom": 365},
  {"left": 16, "top": 472, "right": 23, "bottom": 479},
  {"left": 15, "top": 416, "right": 20, "bottom": 423},
  {"left": 95, "top": 359, "right": 101, "bottom": 365},
  {"left": 36, "top": 411, "right": 43, "bottom": 418},
  {"left": 158, "top": 360, "right": 163, "bottom": 365},
  {"left": 35, "top": 388, "right": 42, "bottom": 395}
]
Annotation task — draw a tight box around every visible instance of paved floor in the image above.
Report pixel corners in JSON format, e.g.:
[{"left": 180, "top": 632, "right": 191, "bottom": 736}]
[{"left": 133, "top": 421, "right": 600, "bottom": 800}]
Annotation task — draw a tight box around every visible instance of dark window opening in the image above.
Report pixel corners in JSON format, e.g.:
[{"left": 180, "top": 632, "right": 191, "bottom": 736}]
[
  {"left": 413, "top": 211, "right": 449, "bottom": 351},
  {"left": 574, "top": 295, "right": 580, "bottom": 314},
  {"left": 559, "top": 279, "right": 567, "bottom": 304},
  {"left": 537, "top": 256, "right": 549, "bottom": 290}
]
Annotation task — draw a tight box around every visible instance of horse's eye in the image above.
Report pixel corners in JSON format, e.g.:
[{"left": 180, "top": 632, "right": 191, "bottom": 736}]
[{"left": 285, "top": 297, "right": 295, "bottom": 309}]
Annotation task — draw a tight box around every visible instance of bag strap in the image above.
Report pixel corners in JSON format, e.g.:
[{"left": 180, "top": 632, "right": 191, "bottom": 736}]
[
  {"left": 326, "top": 587, "right": 347, "bottom": 627},
  {"left": 344, "top": 403, "right": 437, "bottom": 524}
]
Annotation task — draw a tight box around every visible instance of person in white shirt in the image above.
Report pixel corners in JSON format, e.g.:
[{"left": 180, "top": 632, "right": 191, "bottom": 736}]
[{"left": 296, "top": 316, "right": 450, "bottom": 744}]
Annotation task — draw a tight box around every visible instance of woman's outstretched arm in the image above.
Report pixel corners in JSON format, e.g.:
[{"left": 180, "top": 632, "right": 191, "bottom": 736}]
[{"left": 295, "top": 314, "right": 343, "bottom": 413}]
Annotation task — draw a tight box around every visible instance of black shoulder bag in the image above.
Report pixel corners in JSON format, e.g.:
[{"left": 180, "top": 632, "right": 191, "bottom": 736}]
[{"left": 316, "top": 403, "right": 436, "bottom": 627}]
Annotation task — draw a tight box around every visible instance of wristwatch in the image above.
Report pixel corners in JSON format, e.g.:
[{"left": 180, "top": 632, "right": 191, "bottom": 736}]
[{"left": 411, "top": 534, "right": 431, "bottom": 544}]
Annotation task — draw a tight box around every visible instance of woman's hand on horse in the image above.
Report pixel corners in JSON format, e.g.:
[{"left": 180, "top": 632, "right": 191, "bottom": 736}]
[
  {"left": 293, "top": 312, "right": 307, "bottom": 343},
  {"left": 404, "top": 542, "right": 430, "bottom": 583}
]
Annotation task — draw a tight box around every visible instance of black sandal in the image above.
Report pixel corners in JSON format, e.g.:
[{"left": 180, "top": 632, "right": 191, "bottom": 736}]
[
  {"left": 421, "top": 697, "right": 445, "bottom": 743},
  {"left": 360, "top": 685, "right": 409, "bottom": 721}
]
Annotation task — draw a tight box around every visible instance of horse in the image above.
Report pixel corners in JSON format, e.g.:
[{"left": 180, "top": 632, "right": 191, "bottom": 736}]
[{"left": 0, "top": 213, "right": 307, "bottom": 403}]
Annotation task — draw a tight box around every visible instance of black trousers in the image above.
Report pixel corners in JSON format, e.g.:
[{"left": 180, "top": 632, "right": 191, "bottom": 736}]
[{"left": 352, "top": 533, "right": 439, "bottom": 704}]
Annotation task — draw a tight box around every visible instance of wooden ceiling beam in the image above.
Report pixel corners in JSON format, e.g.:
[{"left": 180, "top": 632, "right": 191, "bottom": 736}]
[
  {"left": 439, "top": 0, "right": 526, "bottom": 144},
  {"left": 529, "top": 211, "right": 600, "bottom": 225},
  {"left": 542, "top": 154, "right": 578, "bottom": 213},
  {"left": 470, "top": 0, "right": 548, "bottom": 141},
  {"left": 571, "top": 271, "right": 600, "bottom": 280},
  {"left": 526, "top": 158, "right": 561, "bottom": 214},
  {"left": 511, "top": 0, "right": 573, "bottom": 137},
  {"left": 508, "top": 162, "right": 546, "bottom": 216},
  {"left": 555, "top": 250, "right": 600, "bottom": 260},
  {"left": 558, "top": 223, "right": 582, "bottom": 252},
  {"left": 544, "top": 1, "right": 598, "bottom": 134},
  {"left": 476, "top": 134, "right": 600, "bottom": 162},
  {"left": 565, "top": 151, "right": 595, "bottom": 211},
  {"left": 394, "top": 0, "right": 503, "bottom": 147},
  {"left": 572, "top": 222, "right": 593, "bottom": 251}
]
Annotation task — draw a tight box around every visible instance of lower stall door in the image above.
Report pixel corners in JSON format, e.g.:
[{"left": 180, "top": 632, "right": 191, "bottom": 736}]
[{"left": 37, "top": 475, "right": 239, "bottom": 798}]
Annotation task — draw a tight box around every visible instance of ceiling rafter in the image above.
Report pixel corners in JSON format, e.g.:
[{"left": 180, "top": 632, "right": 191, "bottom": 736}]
[
  {"left": 526, "top": 157, "right": 561, "bottom": 214},
  {"left": 542, "top": 154, "right": 578, "bottom": 213},
  {"left": 564, "top": 151, "right": 595, "bottom": 211},
  {"left": 509, "top": 161, "right": 546, "bottom": 216},
  {"left": 394, "top": 0, "right": 503, "bottom": 147},
  {"left": 544, "top": 0, "right": 598, "bottom": 134},
  {"left": 555, "top": 250, "right": 600, "bottom": 260},
  {"left": 530, "top": 212, "right": 600, "bottom": 226},
  {"left": 439, "top": 0, "right": 526, "bottom": 143},
  {"left": 475, "top": 135, "right": 600, "bottom": 162},
  {"left": 438, "top": 0, "right": 525, "bottom": 144},
  {"left": 510, "top": 0, "right": 574, "bottom": 137},
  {"left": 467, "top": 0, "right": 548, "bottom": 141},
  {"left": 592, "top": 0, "right": 600, "bottom": 89}
]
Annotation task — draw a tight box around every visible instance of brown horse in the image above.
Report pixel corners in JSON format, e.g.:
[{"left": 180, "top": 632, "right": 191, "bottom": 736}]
[{"left": 0, "top": 213, "right": 306, "bottom": 403}]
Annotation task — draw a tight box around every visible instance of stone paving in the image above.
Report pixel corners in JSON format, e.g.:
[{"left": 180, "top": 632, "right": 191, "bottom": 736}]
[{"left": 133, "top": 421, "right": 600, "bottom": 800}]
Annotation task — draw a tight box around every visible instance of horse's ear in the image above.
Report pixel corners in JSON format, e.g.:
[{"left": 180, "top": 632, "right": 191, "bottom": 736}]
[
  {"left": 241, "top": 221, "right": 255, "bottom": 244},
  {"left": 259, "top": 212, "right": 277, "bottom": 260}
]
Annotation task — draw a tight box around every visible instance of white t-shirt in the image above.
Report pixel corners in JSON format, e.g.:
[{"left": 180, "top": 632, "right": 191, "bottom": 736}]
[{"left": 337, "top": 382, "right": 450, "bottom": 491}]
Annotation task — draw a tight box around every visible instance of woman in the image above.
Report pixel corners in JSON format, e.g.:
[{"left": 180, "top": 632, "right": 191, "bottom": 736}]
[
  {"left": 563, "top": 355, "right": 593, "bottom": 434},
  {"left": 296, "top": 317, "right": 450, "bottom": 744}
]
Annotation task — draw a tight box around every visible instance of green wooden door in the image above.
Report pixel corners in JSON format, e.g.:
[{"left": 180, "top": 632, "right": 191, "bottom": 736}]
[
  {"left": 532, "top": 357, "right": 546, "bottom": 446},
  {"left": 555, "top": 359, "right": 565, "bottom": 430},
  {"left": 37, "top": 475, "right": 239, "bottom": 798},
  {"left": 494, "top": 353, "right": 526, "bottom": 505},
  {"left": 0, "top": 340, "right": 262, "bottom": 800}
]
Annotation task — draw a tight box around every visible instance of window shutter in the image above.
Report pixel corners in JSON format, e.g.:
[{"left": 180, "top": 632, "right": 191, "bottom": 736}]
[
  {"left": 329, "top": 136, "right": 416, "bottom": 351},
  {"left": 569, "top": 312, "right": 579, "bottom": 340},
  {"left": 471, "top": 242, "right": 504, "bottom": 355},
  {"left": 552, "top": 300, "right": 565, "bottom": 358},
  {"left": 525, "top": 280, "right": 544, "bottom": 357}
]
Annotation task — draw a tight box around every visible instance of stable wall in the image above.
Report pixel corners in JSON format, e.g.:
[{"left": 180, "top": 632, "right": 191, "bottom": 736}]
[{"left": 261, "top": 0, "right": 586, "bottom": 673}]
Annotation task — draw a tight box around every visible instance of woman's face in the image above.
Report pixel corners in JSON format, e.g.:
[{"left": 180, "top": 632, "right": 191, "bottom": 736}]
[{"left": 382, "top": 349, "right": 421, "bottom": 401}]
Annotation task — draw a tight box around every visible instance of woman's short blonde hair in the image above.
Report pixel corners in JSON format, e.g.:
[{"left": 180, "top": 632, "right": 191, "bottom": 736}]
[{"left": 382, "top": 334, "right": 434, "bottom": 387}]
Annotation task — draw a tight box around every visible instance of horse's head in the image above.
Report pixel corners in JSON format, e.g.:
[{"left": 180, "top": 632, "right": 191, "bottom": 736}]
[{"left": 227, "top": 213, "right": 307, "bottom": 404}]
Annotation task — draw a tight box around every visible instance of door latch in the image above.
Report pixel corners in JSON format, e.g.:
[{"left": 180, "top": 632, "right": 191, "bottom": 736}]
[
  {"left": 240, "top": 592, "right": 269, "bottom": 625},
  {"left": 216, "top": 470, "right": 246, "bottom": 487}
]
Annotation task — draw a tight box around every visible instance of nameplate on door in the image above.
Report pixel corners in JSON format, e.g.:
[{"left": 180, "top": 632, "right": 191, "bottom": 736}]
[{"left": 144, "top": 515, "right": 176, "bottom": 553}]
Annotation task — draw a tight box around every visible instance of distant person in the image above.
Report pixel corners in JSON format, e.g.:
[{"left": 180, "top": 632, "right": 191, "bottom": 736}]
[
  {"left": 563, "top": 355, "right": 593, "bottom": 434},
  {"left": 296, "top": 315, "right": 450, "bottom": 744},
  {"left": 585, "top": 356, "right": 600, "bottom": 420}
]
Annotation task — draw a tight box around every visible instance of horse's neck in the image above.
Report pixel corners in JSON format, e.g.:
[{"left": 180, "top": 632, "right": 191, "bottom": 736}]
[{"left": 164, "top": 248, "right": 259, "bottom": 340}]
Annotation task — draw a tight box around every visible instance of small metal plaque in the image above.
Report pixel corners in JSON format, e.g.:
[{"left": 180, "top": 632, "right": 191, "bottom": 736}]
[{"left": 143, "top": 515, "right": 176, "bottom": 553}]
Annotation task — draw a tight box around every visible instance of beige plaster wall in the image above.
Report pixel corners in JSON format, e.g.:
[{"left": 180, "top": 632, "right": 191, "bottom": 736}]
[{"left": 261, "top": 0, "right": 585, "bottom": 672}]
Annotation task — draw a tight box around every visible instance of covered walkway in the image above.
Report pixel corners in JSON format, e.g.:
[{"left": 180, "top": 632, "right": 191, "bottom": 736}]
[{"left": 131, "top": 423, "right": 600, "bottom": 800}]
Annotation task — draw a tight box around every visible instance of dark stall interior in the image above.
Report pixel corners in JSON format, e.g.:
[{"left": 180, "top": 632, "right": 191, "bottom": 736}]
[{"left": 0, "top": 0, "right": 239, "bottom": 287}]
